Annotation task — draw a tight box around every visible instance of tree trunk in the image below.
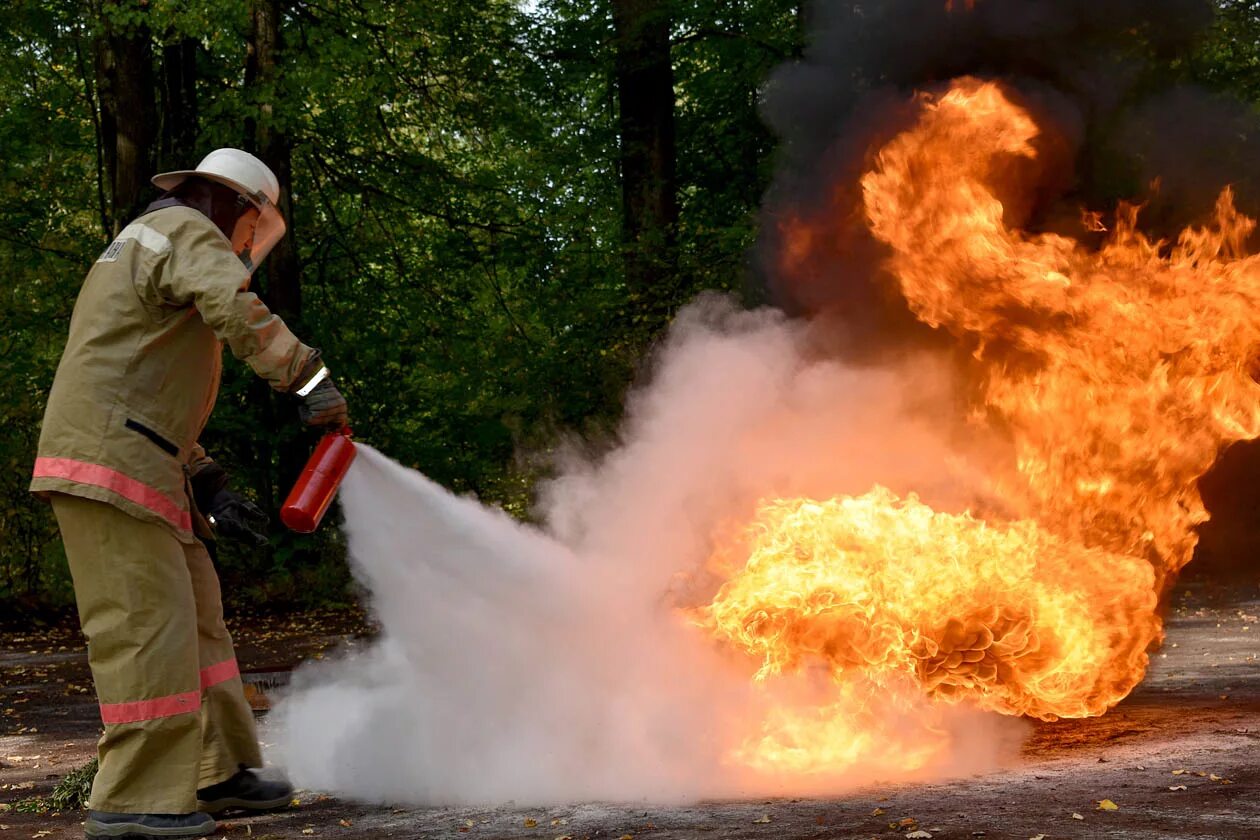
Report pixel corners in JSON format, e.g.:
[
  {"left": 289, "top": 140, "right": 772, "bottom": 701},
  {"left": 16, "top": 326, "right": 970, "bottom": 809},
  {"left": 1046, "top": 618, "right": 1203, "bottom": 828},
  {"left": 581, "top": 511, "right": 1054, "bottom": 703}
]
[
  {"left": 246, "top": 0, "right": 307, "bottom": 511},
  {"left": 94, "top": 1, "right": 156, "bottom": 234},
  {"left": 611, "top": 0, "right": 679, "bottom": 307},
  {"left": 246, "top": 0, "right": 301, "bottom": 327},
  {"left": 159, "top": 37, "right": 199, "bottom": 170},
  {"left": 795, "top": 3, "right": 809, "bottom": 56}
]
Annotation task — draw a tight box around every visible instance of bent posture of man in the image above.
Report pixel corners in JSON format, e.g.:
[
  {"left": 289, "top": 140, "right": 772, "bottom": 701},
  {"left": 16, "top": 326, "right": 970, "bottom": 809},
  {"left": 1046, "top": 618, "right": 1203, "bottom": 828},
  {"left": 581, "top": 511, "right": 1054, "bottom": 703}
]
[{"left": 30, "top": 149, "right": 349, "bottom": 839}]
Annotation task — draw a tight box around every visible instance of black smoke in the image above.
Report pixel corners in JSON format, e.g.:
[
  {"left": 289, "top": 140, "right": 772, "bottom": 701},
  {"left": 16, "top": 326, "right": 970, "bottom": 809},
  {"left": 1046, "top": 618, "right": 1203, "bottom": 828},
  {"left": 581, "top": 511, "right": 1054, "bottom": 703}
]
[{"left": 756, "top": 0, "right": 1258, "bottom": 324}]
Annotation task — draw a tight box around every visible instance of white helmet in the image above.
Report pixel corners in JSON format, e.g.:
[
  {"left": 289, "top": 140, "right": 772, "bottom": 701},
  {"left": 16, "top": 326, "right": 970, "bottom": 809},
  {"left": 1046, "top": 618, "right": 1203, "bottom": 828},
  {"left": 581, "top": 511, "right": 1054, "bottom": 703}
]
[
  {"left": 152, "top": 148, "right": 286, "bottom": 273},
  {"left": 152, "top": 148, "right": 280, "bottom": 205}
]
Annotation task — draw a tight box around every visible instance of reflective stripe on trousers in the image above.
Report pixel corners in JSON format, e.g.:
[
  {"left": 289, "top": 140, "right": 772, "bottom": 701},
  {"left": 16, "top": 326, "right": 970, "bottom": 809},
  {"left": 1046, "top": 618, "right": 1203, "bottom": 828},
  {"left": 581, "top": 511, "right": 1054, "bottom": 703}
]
[{"left": 97, "top": 659, "right": 241, "bottom": 724}]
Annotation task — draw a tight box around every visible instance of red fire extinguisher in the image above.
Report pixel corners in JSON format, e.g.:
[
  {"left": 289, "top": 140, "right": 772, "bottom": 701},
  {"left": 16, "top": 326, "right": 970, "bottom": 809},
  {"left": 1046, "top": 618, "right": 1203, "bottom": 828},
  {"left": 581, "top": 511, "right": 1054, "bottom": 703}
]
[{"left": 281, "top": 428, "right": 358, "bottom": 533}]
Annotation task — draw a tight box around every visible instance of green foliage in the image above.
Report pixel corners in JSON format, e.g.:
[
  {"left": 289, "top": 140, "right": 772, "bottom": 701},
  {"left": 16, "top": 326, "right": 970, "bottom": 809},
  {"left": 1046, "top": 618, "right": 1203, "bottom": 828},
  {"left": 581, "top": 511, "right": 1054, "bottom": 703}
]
[
  {"left": 7, "top": 756, "right": 97, "bottom": 813},
  {"left": 1191, "top": 0, "right": 1260, "bottom": 98},
  {"left": 51, "top": 757, "right": 98, "bottom": 811},
  {"left": 0, "top": 0, "right": 103, "bottom": 606},
  {"left": 11, "top": 795, "right": 49, "bottom": 814}
]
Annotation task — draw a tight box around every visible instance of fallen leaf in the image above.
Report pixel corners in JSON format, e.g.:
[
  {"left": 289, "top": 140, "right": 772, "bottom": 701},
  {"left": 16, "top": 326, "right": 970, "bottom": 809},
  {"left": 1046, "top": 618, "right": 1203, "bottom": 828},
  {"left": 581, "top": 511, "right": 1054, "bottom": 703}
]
[
  {"left": 551, "top": 819, "right": 568, "bottom": 826},
  {"left": 338, "top": 819, "right": 352, "bottom": 828},
  {"left": 524, "top": 819, "right": 538, "bottom": 828},
  {"left": 752, "top": 815, "right": 771, "bottom": 824},
  {"left": 1210, "top": 774, "right": 1222, "bottom": 781},
  {"left": 897, "top": 818, "right": 918, "bottom": 828},
  {"left": 1168, "top": 785, "right": 1187, "bottom": 791},
  {"left": 302, "top": 831, "right": 315, "bottom": 836},
  {"left": 1172, "top": 769, "right": 1186, "bottom": 775},
  {"left": 872, "top": 808, "right": 885, "bottom": 816},
  {"left": 1029, "top": 835, "right": 1046, "bottom": 840},
  {"left": 32, "top": 833, "right": 52, "bottom": 839},
  {"left": 619, "top": 835, "right": 634, "bottom": 840},
  {"left": 464, "top": 821, "right": 476, "bottom": 828},
  {"left": 1072, "top": 813, "right": 1085, "bottom": 820},
  {"left": 1097, "top": 799, "right": 1119, "bottom": 811},
  {"left": 555, "top": 836, "right": 573, "bottom": 840}
]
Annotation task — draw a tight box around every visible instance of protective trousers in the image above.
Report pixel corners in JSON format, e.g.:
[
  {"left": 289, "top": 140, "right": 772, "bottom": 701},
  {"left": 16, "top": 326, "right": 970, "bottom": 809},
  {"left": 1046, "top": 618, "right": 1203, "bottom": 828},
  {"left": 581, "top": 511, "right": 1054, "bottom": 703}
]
[{"left": 51, "top": 494, "right": 263, "bottom": 814}]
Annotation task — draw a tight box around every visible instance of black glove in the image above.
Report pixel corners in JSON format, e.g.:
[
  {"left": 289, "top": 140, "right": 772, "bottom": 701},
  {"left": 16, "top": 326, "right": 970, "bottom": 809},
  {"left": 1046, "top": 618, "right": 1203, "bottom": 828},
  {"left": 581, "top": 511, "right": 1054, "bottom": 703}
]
[
  {"left": 206, "top": 489, "right": 270, "bottom": 547},
  {"left": 299, "top": 376, "right": 349, "bottom": 429},
  {"left": 191, "top": 464, "right": 270, "bottom": 547},
  {"left": 292, "top": 352, "right": 350, "bottom": 429}
]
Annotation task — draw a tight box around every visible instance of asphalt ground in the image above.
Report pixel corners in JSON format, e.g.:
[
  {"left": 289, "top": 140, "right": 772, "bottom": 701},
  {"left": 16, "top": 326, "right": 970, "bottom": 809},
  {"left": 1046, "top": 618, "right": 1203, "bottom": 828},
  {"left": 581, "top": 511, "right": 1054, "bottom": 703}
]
[{"left": 2, "top": 582, "right": 1257, "bottom": 840}]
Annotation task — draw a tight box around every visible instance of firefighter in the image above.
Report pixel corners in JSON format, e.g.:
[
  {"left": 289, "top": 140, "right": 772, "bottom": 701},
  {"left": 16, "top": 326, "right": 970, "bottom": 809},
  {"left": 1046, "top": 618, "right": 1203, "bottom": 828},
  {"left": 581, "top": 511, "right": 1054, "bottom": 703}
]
[{"left": 30, "top": 148, "right": 349, "bottom": 839}]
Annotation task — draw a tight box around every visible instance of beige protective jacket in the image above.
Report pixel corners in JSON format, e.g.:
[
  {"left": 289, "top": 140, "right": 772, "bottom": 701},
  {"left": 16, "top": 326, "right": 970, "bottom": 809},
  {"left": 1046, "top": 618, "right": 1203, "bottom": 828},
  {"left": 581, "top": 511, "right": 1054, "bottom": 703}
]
[{"left": 31, "top": 204, "right": 314, "bottom": 542}]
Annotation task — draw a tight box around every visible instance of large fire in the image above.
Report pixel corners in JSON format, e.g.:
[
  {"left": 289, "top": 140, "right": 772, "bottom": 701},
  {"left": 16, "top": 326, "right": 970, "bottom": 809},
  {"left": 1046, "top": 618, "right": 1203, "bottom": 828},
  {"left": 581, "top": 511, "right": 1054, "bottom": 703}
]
[{"left": 701, "top": 78, "right": 1260, "bottom": 774}]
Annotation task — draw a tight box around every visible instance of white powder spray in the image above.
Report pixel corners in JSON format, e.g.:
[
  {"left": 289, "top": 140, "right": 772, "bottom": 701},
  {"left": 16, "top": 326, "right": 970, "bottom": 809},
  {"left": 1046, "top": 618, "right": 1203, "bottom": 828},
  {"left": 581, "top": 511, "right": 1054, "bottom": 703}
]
[{"left": 273, "top": 296, "right": 1025, "bottom": 805}]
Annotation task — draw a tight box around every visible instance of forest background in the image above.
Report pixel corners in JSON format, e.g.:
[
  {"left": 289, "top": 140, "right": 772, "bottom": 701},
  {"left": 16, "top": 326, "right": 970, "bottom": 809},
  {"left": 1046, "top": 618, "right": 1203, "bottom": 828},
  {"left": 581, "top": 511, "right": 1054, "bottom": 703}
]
[{"left": 2, "top": 0, "right": 1258, "bottom": 614}]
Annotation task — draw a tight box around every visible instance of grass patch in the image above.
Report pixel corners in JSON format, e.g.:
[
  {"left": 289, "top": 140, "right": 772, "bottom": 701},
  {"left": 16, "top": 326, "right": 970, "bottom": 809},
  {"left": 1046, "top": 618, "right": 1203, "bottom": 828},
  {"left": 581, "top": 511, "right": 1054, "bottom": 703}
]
[
  {"left": 14, "top": 757, "right": 99, "bottom": 813},
  {"left": 50, "top": 757, "right": 97, "bottom": 811}
]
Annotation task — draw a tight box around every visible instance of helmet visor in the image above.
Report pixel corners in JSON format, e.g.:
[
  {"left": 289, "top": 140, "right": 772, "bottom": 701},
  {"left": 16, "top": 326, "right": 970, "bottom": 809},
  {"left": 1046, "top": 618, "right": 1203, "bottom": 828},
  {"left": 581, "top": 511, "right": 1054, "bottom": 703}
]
[{"left": 230, "top": 199, "right": 286, "bottom": 274}]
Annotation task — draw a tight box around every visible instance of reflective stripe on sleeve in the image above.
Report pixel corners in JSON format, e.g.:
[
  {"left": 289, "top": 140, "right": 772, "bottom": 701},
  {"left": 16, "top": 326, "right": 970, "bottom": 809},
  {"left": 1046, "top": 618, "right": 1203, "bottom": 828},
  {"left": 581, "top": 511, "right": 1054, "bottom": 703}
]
[
  {"left": 99, "top": 690, "right": 201, "bottom": 725},
  {"left": 33, "top": 457, "right": 191, "bottom": 532},
  {"left": 199, "top": 658, "right": 241, "bottom": 690},
  {"left": 117, "top": 222, "right": 173, "bottom": 256},
  {"left": 295, "top": 366, "right": 329, "bottom": 397}
]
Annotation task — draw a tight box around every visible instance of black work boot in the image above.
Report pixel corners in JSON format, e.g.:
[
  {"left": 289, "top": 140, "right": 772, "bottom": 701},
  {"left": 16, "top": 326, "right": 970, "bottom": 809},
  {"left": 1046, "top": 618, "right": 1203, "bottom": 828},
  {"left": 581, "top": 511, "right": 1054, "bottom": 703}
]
[
  {"left": 196, "top": 767, "right": 293, "bottom": 814},
  {"left": 84, "top": 810, "right": 215, "bottom": 838}
]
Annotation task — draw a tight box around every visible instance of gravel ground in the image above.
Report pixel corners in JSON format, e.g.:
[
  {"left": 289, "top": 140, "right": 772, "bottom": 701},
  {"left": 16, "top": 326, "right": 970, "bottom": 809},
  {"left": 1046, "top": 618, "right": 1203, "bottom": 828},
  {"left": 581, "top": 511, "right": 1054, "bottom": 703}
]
[{"left": 2, "top": 583, "right": 1257, "bottom": 840}]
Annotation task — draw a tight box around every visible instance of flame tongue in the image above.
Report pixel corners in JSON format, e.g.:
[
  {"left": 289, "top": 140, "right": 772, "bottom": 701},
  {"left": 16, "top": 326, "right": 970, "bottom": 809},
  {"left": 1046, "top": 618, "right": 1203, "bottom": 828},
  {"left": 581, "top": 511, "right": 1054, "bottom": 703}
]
[{"left": 706, "top": 78, "right": 1260, "bottom": 774}]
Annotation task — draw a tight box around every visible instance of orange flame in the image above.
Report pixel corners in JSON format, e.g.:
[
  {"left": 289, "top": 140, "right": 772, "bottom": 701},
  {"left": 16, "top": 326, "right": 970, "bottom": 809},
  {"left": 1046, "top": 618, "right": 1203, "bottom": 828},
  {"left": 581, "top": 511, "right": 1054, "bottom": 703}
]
[{"left": 704, "top": 78, "right": 1260, "bottom": 774}]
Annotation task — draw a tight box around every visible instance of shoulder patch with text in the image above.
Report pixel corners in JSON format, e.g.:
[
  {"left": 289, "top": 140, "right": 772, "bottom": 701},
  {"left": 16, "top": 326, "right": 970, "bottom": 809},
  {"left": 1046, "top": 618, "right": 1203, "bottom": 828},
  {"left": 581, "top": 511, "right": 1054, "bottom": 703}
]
[{"left": 97, "top": 239, "right": 127, "bottom": 263}]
